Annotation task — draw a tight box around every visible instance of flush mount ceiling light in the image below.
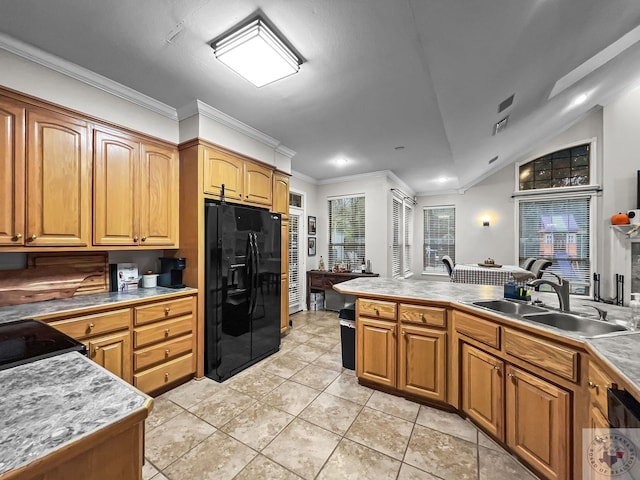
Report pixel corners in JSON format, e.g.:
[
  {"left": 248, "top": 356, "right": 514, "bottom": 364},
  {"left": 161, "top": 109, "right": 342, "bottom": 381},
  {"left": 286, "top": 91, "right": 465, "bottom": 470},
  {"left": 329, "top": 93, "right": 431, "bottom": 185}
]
[{"left": 212, "top": 17, "right": 301, "bottom": 87}]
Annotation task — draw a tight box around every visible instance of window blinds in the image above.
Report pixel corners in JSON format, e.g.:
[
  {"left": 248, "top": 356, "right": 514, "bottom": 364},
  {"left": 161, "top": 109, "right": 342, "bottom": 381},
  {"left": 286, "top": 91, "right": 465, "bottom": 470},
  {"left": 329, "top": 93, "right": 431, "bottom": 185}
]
[
  {"left": 392, "top": 196, "right": 402, "bottom": 277},
  {"left": 288, "top": 213, "right": 302, "bottom": 313},
  {"left": 328, "top": 196, "right": 365, "bottom": 269},
  {"left": 518, "top": 196, "right": 591, "bottom": 295},
  {"left": 423, "top": 206, "right": 456, "bottom": 273},
  {"left": 404, "top": 202, "right": 413, "bottom": 277}
]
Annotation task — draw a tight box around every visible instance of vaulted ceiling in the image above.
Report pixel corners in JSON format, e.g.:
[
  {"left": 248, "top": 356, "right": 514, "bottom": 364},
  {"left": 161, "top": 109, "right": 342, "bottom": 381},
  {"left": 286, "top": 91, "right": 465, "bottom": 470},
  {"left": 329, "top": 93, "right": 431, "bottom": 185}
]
[{"left": 2, "top": 0, "right": 640, "bottom": 194}]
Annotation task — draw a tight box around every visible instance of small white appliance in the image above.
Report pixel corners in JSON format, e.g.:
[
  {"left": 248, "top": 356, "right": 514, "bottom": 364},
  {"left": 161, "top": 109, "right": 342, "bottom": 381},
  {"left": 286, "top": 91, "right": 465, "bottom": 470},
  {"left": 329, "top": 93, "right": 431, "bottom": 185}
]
[{"left": 628, "top": 209, "right": 640, "bottom": 225}]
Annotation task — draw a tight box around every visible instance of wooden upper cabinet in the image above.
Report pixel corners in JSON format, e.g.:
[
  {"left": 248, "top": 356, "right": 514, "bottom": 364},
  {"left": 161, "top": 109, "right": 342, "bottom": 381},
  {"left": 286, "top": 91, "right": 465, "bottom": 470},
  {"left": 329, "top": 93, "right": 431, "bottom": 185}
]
[
  {"left": 203, "top": 147, "right": 243, "bottom": 201},
  {"left": 244, "top": 162, "right": 272, "bottom": 206},
  {"left": 93, "top": 130, "right": 138, "bottom": 245},
  {"left": 273, "top": 172, "right": 290, "bottom": 217},
  {"left": 139, "top": 142, "right": 178, "bottom": 246},
  {"left": 202, "top": 144, "right": 274, "bottom": 207},
  {"left": 0, "top": 97, "right": 25, "bottom": 246},
  {"left": 94, "top": 130, "right": 178, "bottom": 247},
  {"left": 26, "top": 108, "right": 90, "bottom": 247}
]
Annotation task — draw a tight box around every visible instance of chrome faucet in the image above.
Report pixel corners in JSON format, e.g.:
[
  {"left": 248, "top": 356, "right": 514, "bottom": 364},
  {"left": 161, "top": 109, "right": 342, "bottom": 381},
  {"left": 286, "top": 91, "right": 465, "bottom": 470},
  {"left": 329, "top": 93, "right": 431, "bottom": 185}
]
[{"left": 527, "top": 272, "right": 571, "bottom": 312}]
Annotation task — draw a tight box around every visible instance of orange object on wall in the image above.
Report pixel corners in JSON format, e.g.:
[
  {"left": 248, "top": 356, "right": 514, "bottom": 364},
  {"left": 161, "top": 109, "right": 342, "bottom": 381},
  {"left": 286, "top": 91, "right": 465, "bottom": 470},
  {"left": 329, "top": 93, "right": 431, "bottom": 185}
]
[{"left": 611, "top": 212, "right": 630, "bottom": 225}]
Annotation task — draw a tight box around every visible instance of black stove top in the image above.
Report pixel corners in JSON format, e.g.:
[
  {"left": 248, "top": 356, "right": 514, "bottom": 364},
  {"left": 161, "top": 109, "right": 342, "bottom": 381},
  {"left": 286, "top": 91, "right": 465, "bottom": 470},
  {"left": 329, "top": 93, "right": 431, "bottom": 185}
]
[{"left": 0, "top": 319, "right": 87, "bottom": 371}]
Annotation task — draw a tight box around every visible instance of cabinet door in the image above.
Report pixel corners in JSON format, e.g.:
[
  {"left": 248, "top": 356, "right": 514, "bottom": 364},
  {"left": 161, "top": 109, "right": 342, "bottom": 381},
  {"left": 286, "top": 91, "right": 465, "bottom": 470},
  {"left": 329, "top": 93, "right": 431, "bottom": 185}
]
[
  {"left": 87, "top": 330, "right": 131, "bottom": 382},
  {"left": 461, "top": 343, "right": 504, "bottom": 440},
  {"left": 26, "top": 108, "right": 90, "bottom": 246},
  {"left": 244, "top": 162, "right": 273, "bottom": 206},
  {"left": 139, "top": 142, "right": 178, "bottom": 246},
  {"left": 281, "top": 220, "right": 289, "bottom": 334},
  {"left": 357, "top": 317, "right": 396, "bottom": 387},
  {"left": 202, "top": 147, "right": 243, "bottom": 201},
  {"left": 93, "top": 130, "right": 139, "bottom": 245},
  {"left": 506, "top": 366, "right": 570, "bottom": 480},
  {"left": 398, "top": 324, "right": 446, "bottom": 402},
  {"left": 273, "top": 173, "right": 289, "bottom": 217},
  {"left": 0, "top": 97, "right": 25, "bottom": 246}
]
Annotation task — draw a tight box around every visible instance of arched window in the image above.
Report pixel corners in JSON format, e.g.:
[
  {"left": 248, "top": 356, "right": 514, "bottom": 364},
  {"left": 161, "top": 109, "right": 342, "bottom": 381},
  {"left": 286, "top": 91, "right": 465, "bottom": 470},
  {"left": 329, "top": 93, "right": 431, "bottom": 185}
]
[{"left": 519, "top": 144, "right": 589, "bottom": 191}]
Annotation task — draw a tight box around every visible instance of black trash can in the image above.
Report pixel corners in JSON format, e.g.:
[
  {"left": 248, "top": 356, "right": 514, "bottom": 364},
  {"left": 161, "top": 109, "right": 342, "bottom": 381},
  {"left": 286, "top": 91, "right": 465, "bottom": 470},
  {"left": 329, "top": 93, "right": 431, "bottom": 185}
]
[{"left": 339, "top": 307, "right": 356, "bottom": 370}]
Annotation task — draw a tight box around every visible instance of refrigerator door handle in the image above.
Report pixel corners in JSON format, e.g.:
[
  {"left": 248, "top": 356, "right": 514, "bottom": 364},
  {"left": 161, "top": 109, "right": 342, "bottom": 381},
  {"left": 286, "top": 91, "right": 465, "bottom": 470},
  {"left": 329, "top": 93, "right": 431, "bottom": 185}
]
[{"left": 250, "top": 233, "right": 259, "bottom": 314}]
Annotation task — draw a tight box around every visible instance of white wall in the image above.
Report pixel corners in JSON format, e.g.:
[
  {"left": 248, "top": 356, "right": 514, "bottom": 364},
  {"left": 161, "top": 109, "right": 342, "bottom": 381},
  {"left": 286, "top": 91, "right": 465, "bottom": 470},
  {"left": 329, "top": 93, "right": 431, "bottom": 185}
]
[
  {"left": 415, "top": 109, "right": 603, "bottom": 283},
  {"left": 0, "top": 49, "right": 178, "bottom": 142}
]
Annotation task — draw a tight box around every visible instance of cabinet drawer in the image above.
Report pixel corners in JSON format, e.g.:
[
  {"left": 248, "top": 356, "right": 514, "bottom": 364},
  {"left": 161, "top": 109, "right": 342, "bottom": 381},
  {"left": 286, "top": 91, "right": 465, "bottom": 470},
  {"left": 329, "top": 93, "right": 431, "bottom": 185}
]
[
  {"left": 358, "top": 298, "right": 397, "bottom": 320},
  {"left": 504, "top": 328, "right": 578, "bottom": 382},
  {"left": 309, "top": 274, "right": 325, "bottom": 288},
  {"left": 134, "top": 334, "right": 194, "bottom": 371},
  {"left": 134, "top": 315, "right": 193, "bottom": 348},
  {"left": 454, "top": 311, "right": 500, "bottom": 349},
  {"left": 134, "top": 297, "right": 193, "bottom": 326},
  {"left": 134, "top": 353, "right": 193, "bottom": 393},
  {"left": 588, "top": 360, "right": 615, "bottom": 413},
  {"left": 50, "top": 309, "right": 130, "bottom": 339},
  {"left": 399, "top": 304, "right": 446, "bottom": 327}
]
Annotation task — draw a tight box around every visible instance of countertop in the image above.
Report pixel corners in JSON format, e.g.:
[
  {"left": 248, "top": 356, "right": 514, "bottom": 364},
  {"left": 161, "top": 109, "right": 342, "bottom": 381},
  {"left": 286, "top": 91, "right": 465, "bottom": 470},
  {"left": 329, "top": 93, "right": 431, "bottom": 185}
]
[
  {"left": 334, "top": 277, "right": 640, "bottom": 393},
  {"left": 0, "top": 286, "right": 197, "bottom": 325},
  {"left": 0, "top": 352, "right": 151, "bottom": 476}
]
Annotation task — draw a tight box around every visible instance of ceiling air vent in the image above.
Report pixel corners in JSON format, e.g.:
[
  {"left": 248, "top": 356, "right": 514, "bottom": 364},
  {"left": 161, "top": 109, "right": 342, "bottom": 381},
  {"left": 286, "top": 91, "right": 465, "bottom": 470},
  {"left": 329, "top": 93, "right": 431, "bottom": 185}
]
[
  {"left": 488, "top": 156, "right": 498, "bottom": 165},
  {"left": 498, "top": 94, "right": 514, "bottom": 113},
  {"left": 493, "top": 116, "right": 509, "bottom": 136}
]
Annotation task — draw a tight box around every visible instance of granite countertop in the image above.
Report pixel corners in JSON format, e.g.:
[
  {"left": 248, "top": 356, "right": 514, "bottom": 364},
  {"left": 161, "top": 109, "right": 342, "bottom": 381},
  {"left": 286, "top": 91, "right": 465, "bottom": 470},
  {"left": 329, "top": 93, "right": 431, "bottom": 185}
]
[
  {"left": 0, "top": 352, "right": 151, "bottom": 476},
  {"left": 0, "top": 286, "right": 197, "bottom": 325},
  {"left": 334, "top": 277, "right": 640, "bottom": 393}
]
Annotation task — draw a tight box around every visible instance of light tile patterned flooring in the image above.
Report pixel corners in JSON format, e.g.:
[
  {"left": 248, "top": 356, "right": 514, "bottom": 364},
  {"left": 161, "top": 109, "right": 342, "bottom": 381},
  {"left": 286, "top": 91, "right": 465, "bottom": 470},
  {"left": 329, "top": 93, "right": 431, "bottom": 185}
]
[{"left": 143, "top": 310, "right": 540, "bottom": 480}]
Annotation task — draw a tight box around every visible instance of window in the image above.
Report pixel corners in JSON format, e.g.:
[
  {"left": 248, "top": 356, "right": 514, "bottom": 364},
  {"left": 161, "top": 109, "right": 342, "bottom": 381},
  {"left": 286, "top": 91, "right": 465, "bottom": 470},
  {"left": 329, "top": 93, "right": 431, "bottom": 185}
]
[
  {"left": 423, "top": 206, "right": 455, "bottom": 274},
  {"left": 518, "top": 144, "right": 590, "bottom": 190},
  {"left": 391, "top": 196, "right": 414, "bottom": 278},
  {"left": 517, "top": 142, "right": 595, "bottom": 296},
  {"left": 328, "top": 195, "right": 365, "bottom": 269},
  {"left": 518, "top": 196, "right": 591, "bottom": 295}
]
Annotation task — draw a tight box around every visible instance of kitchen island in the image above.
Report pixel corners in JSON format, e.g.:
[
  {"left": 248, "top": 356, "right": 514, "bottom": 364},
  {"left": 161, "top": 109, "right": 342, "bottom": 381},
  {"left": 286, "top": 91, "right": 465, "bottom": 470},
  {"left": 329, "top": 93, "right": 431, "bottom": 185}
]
[
  {"left": 334, "top": 277, "right": 640, "bottom": 480},
  {"left": 0, "top": 352, "right": 152, "bottom": 480}
]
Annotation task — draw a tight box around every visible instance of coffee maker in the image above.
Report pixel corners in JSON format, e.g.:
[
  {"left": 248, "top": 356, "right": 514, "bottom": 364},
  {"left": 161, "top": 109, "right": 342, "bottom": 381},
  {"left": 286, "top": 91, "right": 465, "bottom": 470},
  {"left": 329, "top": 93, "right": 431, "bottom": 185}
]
[{"left": 158, "top": 257, "right": 186, "bottom": 288}]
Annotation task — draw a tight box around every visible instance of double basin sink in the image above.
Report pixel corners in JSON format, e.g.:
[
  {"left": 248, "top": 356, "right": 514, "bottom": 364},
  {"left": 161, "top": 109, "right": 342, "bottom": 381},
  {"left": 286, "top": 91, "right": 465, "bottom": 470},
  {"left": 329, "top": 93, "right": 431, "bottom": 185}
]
[{"left": 470, "top": 299, "right": 628, "bottom": 338}]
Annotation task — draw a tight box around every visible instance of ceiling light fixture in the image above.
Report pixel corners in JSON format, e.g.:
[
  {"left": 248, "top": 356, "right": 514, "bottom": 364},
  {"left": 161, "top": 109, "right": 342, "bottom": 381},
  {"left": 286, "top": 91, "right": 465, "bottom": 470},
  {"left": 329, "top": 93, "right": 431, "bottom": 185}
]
[
  {"left": 335, "top": 158, "right": 348, "bottom": 166},
  {"left": 212, "top": 17, "right": 301, "bottom": 87},
  {"left": 572, "top": 93, "right": 588, "bottom": 106}
]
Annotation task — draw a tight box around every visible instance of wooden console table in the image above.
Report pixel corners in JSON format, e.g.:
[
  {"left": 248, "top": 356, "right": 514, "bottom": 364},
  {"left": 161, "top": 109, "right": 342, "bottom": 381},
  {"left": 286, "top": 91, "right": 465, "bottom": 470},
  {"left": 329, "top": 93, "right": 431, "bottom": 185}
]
[{"left": 306, "top": 270, "right": 379, "bottom": 310}]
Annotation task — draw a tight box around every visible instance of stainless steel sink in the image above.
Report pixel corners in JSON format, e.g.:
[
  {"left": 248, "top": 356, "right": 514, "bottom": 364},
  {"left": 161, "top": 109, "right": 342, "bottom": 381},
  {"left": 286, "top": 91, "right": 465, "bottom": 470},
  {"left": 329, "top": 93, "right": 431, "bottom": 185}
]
[
  {"left": 522, "top": 312, "right": 627, "bottom": 336},
  {"left": 471, "top": 299, "right": 548, "bottom": 316}
]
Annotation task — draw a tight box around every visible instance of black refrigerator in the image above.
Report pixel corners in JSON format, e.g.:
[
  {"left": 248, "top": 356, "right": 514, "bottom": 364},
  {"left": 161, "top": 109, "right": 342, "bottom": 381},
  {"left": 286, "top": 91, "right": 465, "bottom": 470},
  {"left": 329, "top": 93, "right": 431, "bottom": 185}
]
[{"left": 204, "top": 200, "right": 281, "bottom": 382}]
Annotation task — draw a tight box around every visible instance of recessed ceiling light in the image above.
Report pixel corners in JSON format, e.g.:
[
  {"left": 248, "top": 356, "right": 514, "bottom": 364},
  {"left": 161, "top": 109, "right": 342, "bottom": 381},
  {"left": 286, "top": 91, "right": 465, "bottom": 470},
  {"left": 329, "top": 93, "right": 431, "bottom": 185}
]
[
  {"left": 572, "top": 93, "right": 588, "bottom": 106},
  {"left": 437, "top": 176, "right": 448, "bottom": 183},
  {"left": 335, "top": 158, "right": 348, "bottom": 166},
  {"left": 212, "top": 17, "right": 301, "bottom": 87}
]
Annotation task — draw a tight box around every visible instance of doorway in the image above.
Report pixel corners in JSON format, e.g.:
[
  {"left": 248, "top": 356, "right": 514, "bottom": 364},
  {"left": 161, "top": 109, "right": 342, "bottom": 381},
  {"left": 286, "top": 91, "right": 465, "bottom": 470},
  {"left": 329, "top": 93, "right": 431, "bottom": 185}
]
[{"left": 289, "top": 206, "right": 304, "bottom": 314}]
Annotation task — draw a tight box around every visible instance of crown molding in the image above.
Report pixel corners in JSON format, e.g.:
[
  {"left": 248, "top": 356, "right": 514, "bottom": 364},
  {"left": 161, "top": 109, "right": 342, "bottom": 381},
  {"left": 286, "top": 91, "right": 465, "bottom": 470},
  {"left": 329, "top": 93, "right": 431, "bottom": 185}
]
[
  {"left": 0, "top": 33, "right": 178, "bottom": 120},
  {"left": 291, "top": 169, "right": 319, "bottom": 185},
  {"left": 276, "top": 144, "right": 297, "bottom": 158},
  {"left": 179, "top": 99, "right": 282, "bottom": 149},
  {"left": 385, "top": 170, "right": 415, "bottom": 196},
  {"left": 416, "top": 188, "right": 466, "bottom": 197}
]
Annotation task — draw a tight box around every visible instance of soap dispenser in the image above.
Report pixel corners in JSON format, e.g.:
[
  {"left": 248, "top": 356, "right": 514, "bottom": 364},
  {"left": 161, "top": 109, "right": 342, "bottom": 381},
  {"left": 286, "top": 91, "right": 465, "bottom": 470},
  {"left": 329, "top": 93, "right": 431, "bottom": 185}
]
[{"left": 630, "top": 293, "right": 640, "bottom": 330}]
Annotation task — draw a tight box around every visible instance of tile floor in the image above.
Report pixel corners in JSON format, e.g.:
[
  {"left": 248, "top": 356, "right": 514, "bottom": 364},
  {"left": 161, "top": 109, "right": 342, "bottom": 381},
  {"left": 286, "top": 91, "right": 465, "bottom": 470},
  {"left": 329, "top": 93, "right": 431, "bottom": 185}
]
[{"left": 143, "top": 310, "right": 540, "bottom": 480}]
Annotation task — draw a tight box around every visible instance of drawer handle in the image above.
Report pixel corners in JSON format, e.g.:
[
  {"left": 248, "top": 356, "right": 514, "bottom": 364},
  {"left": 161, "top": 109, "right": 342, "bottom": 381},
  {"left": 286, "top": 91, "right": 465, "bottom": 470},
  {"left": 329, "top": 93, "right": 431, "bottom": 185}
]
[
  {"left": 507, "top": 373, "right": 515, "bottom": 378},
  {"left": 133, "top": 236, "right": 139, "bottom": 242},
  {"left": 93, "top": 346, "right": 100, "bottom": 355},
  {"left": 165, "top": 328, "right": 170, "bottom": 336},
  {"left": 165, "top": 307, "right": 171, "bottom": 315},
  {"left": 401, "top": 330, "right": 405, "bottom": 336},
  {"left": 493, "top": 366, "right": 501, "bottom": 372},
  {"left": 588, "top": 381, "right": 599, "bottom": 389},
  {"left": 375, "top": 308, "right": 379, "bottom": 316},
  {"left": 88, "top": 323, "right": 95, "bottom": 331},
  {"left": 164, "top": 372, "right": 170, "bottom": 382},
  {"left": 165, "top": 349, "right": 170, "bottom": 357},
  {"left": 28, "top": 234, "right": 37, "bottom": 241}
]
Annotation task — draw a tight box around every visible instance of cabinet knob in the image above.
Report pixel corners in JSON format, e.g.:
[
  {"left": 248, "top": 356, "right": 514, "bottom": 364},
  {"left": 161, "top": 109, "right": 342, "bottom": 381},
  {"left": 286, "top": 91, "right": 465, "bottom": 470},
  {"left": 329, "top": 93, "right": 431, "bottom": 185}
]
[
  {"left": 93, "top": 346, "right": 100, "bottom": 355},
  {"left": 28, "top": 234, "right": 37, "bottom": 241},
  {"left": 507, "top": 373, "right": 515, "bottom": 378},
  {"left": 165, "top": 307, "right": 170, "bottom": 315},
  {"left": 401, "top": 330, "right": 406, "bottom": 336},
  {"left": 165, "top": 349, "right": 170, "bottom": 357},
  {"left": 420, "top": 313, "right": 425, "bottom": 320},
  {"left": 588, "top": 381, "right": 599, "bottom": 389},
  {"left": 133, "top": 236, "right": 139, "bottom": 242},
  {"left": 493, "top": 366, "right": 501, "bottom": 372},
  {"left": 375, "top": 308, "right": 380, "bottom": 315},
  {"left": 246, "top": 194, "right": 249, "bottom": 198},
  {"left": 141, "top": 236, "right": 147, "bottom": 242},
  {"left": 14, "top": 233, "right": 22, "bottom": 240},
  {"left": 164, "top": 372, "right": 170, "bottom": 382},
  {"left": 88, "top": 323, "right": 95, "bottom": 331},
  {"left": 165, "top": 328, "right": 170, "bottom": 336}
]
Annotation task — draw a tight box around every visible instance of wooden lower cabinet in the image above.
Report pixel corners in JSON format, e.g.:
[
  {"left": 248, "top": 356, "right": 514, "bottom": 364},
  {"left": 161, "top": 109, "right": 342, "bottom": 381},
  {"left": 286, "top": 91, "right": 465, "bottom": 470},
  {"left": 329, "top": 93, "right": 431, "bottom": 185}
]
[
  {"left": 86, "top": 331, "right": 131, "bottom": 382},
  {"left": 398, "top": 324, "right": 446, "bottom": 401},
  {"left": 461, "top": 343, "right": 504, "bottom": 441},
  {"left": 356, "top": 317, "right": 396, "bottom": 388},
  {"left": 506, "top": 365, "right": 570, "bottom": 480}
]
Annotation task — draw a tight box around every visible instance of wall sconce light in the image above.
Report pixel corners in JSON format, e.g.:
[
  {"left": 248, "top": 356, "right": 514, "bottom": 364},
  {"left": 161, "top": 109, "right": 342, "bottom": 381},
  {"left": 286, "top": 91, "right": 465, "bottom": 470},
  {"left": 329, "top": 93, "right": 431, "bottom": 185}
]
[{"left": 482, "top": 215, "right": 491, "bottom": 227}]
